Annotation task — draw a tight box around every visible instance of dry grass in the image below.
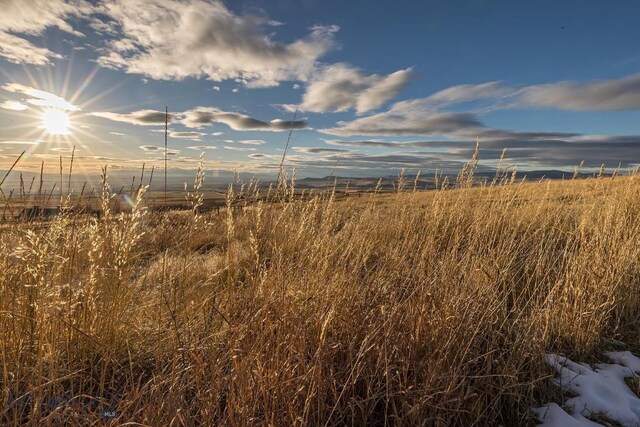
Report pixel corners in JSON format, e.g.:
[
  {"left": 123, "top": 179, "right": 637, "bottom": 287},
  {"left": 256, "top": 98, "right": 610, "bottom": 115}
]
[{"left": 1, "top": 163, "right": 639, "bottom": 426}]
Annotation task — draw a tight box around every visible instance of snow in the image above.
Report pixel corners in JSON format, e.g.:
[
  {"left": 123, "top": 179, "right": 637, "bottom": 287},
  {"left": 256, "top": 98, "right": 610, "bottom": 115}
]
[
  {"left": 534, "top": 351, "right": 640, "bottom": 427},
  {"left": 532, "top": 403, "right": 603, "bottom": 427}
]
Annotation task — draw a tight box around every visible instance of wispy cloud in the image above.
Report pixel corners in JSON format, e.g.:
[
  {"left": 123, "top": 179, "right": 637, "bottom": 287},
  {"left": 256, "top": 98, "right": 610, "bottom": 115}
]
[
  {"left": 91, "top": 110, "right": 173, "bottom": 125},
  {"left": 170, "top": 131, "right": 206, "bottom": 140},
  {"left": 96, "top": 0, "right": 339, "bottom": 87},
  {"left": 293, "top": 147, "right": 350, "bottom": 154},
  {"left": 322, "top": 134, "right": 640, "bottom": 169},
  {"left": 150, "top": 130, "right": 208, "bottom": 140},
  {"left": 224, "top": 146, "right": 257, "bottom": 152},
  {"left": 237, "top": 139, "right": 266, "bottom": 145},
  {"left": 0, "top": 100, "right": 28, "bottom": 111},
  {"left": 292, "top": 64, "right": 416, "bottom": 113},
  {"left": 181, "top": 107, "right": 307, "bottom": 131},
  {"left": 2, "top": 83, "right": 80, "bottom": 111},
  {"left": 188, "top": 145, "right": 217, "bottom": 151},
  {"left": 0, "top": 0, "right": 92, "bottom": 65},
  {"left": 383, "top": 74, "right": 640, "bottom": 113},
  {"left": 92, "top": 107, "right": 307, "bottom": 132},
  {"left": 139, "top": 144, "right": 179, "bottom": 155},
  {"left": 519, "top": 74, "right": 640, "bottom": 111},
  {"left": 321, "top": 111, "right": 483, "bottom": 136}
]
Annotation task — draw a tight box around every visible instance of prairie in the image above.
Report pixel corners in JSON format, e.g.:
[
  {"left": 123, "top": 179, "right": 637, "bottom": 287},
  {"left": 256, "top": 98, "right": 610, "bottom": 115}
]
[{"left": 1, "top": 163, "right": 639, "bottom": 425}]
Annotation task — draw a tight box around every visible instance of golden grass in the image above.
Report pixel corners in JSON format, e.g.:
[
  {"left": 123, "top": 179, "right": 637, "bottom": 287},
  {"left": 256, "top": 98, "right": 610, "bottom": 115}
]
[{"left": 1, "top": 165, "right": 639, "bottom": 425}]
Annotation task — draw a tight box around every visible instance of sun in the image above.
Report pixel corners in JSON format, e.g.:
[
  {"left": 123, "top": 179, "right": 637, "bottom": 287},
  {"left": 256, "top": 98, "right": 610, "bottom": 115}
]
[{"left": 42, "top": 109, "right": 71, "bottom": 135}]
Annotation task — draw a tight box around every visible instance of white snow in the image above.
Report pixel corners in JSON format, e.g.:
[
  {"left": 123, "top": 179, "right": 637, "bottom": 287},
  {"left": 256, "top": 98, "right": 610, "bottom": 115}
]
[
  {"left": 533, "top": 403, "right": 603, "bottom": 427},
  {"left": 534, "top": 351, "right": 640, "bottom": 427}
]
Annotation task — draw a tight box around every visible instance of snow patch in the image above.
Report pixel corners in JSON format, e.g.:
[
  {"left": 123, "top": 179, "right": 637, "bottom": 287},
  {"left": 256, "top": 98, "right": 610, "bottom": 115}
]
[{"left": 534, "top": 351, "right": 640, "bottom": 427}]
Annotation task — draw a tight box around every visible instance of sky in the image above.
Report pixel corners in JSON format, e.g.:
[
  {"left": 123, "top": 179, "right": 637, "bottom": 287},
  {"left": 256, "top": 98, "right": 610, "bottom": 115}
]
[{"left": 0, "top": 0, "right": 639, "bottom": 182}]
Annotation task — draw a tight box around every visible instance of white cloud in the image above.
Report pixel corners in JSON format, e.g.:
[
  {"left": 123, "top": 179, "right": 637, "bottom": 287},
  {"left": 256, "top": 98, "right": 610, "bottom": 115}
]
[
  {"left": 423, "top": 81, "right": 513, "bottom": 108},
  {"left": 393, "top": 74, "right": 640, "bottom": 113},
  {"left": 91, "top": 109, "right": 171, "bottom": 125},
  {"left": 297, "top": 64, "right": 415, "bottom": 113},
  {"left": 0, "top": 0, "right": 92, "bottom": 65},
  {"left": 151, "top": 130, "right": 208, "bottom": 140},
  {"left": 180, "top": 107, "right": 307, "bottom": 131},
  {"left": 2, "top": 83, "right": 80, "bottom": 111},
  {"left": 520, "top": 74, "right": 640, "bottom": 110},
  {"left": 322, "top": 108, "right": 483, "bottom": 136},
  {"left": 237, "top": 139, "right": 266, "bottom": 145},
  {"left": 171, "top": 131, "right": 206, "bottom": 140},
  {"left": 139, "top": 144, "right": 179, "bottom": 155},
  {"left": 188, "top": 145, "right": 217, "bottom": 151},
  {"left": 96, "top": 0, "right": 339, "bottom": 87},
  {"left": 293, "top": 147, "right": 349, "bottom": 154},
  {"left": 92, "top": 106, "right": 307, "bottom": 132},
  {"left": 0, "top": 100, "right": 28, "bottom": 111},
  {"left": 224, "top": 146, "right": 257, "bottom": 152}
]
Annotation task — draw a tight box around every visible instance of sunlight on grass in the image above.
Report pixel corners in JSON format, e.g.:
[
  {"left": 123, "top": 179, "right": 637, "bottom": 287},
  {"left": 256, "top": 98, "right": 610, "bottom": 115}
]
[{"left": 0, "top": 154, "right": 639, "bottom": 425}]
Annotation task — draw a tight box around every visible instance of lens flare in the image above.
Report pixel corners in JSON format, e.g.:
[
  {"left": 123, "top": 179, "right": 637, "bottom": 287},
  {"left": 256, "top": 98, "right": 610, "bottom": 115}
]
[{"left": 42, "top": 109, "right": 71, "bottom": 135}]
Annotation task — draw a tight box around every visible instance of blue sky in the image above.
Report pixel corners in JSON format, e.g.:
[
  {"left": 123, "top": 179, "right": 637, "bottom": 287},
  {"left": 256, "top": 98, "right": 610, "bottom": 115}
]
[{"left": 0, "top": 0, "right": 639, "bottom": 179}]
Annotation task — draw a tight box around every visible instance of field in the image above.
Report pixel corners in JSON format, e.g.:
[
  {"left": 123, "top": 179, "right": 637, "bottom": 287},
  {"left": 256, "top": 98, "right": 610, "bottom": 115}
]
[{"left": 1, "top": 163, "right": 639, "bottom": 425}]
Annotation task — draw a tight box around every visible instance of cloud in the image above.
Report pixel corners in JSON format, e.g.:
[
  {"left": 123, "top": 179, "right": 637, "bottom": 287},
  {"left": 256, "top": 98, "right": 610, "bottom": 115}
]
[
  {"left": 96, "top": 0, "right": 339, "bottom": 87},
  {"left": 2, "top": 83, "right": 80, "bottom": 111},
  {"left": 91, "top": 109, "right": 173, "bottom": 125},
  {"left": 520, "top": 74, "right": 640, "bottom": 111},
  {"left": 237, "top": 139, "right": 266, "bottom": 145},
  {"left": 393, "top": 74, "right": 640, "bottom": 113},
  {"left": 325, "top": 139, "right": 436, "bottom": 148},
  {"left": 421, "top": 81, "right": 513, "bottom": 108},
  {"left": 224, "top": 146, "right": 257, "bottom": 152},
  {"left": 95, "top": 107, "right": 307, "bottom": 132},
  {"left": 323, "top": 134, "right": 640, "bottom": 169},
  {"left": 181, "top": 107, "right": 308, "bottom": 131},
  {"left": 263, "top": 151, "right": 469, "bottom": 172},
  {"left": 322, "top": 110, "right": 483, "bottom": 136},
  {"left": 293, "top": 147, "right": 349, "bottom": 154},
  {"left": 172, "top": 131, "right": 205, "bottom": 139},
  {"left": 0, "top": 0, "right": 91, "bottom": 65},
  {"left": 188, "top": 145, "right": 217, "bottom": 150},
  {"left": 0, "top": 100, "right": 28, "bottom": 111},
  {"left": 211, "top": 132, "right": 223, "bottom": 136},
  {"left": 109, "top": 131, "right": 125, "bottom": 136},
  {"left": 139, "top": 145, "right": 179, "bottom": 155},
  {"left": 320, "top": 96, "right": 578, "bottom": 140},
  {"left": 297, "top": 64, "right": 416, "bottom": 113},
  {"left": 162, "top": 131, "right": 207, "bottom": 140}
]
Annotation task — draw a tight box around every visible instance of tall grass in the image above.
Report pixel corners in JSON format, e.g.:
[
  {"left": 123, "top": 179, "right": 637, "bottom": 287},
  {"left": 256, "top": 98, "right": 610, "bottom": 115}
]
[{"left": 1, "top": 159, "right": 639, "bottom": 425}]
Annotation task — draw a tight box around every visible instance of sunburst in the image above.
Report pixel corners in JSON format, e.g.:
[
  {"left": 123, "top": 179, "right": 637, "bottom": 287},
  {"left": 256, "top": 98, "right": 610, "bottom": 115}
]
[{"left": 42, "top": 109, "right": 71, "bottom": 135}]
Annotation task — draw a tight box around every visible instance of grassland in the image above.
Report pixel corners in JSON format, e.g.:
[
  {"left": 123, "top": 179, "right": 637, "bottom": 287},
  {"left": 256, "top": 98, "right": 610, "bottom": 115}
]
[{"left": 1, "top": 162, "right": 639, "bottom": 425}]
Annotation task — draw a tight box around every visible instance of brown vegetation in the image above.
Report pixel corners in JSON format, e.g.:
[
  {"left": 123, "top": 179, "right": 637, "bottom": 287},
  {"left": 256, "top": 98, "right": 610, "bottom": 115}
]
[{"left": 1, "top": 161, "right": 639, "bottom": 425}]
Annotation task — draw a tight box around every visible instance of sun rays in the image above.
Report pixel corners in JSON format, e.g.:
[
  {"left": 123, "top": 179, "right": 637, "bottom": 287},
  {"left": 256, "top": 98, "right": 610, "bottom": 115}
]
[{"left": 42, "top": 109, "right": 71, "bottom": 135}]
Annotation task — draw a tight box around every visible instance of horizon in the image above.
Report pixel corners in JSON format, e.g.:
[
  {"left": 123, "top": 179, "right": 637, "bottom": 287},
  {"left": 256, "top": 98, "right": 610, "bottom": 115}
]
[{"left": 1, "top": 0, "right": 639, "bottom": 183}]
